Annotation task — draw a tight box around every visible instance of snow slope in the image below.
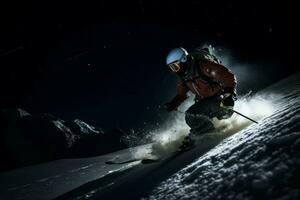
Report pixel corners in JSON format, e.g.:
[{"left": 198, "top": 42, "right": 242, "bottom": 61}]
[
  {"left": 146, "top": 72, "right": 300, "bottom": 200},
  {"left": 0, "top": 147, "right": 141, "bottom": 200},
  {"left": 0, "top": 72, "right": 299, "bottom": 200}
]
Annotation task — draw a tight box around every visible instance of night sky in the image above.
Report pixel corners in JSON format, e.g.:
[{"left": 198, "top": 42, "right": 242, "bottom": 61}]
[{"left": 0, "top": 1, "right": 299, "bottom": 131}]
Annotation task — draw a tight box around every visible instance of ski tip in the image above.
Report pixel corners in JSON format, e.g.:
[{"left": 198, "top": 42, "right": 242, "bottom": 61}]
[
  {"left": 105, "top": 158, "right": 141, "bottom": 165},
  {"left": 105, "top": 161, "right": 116, "bottom": 165},
  {"left": 141, "top": 158, "right": 160, "bottom": 164}
]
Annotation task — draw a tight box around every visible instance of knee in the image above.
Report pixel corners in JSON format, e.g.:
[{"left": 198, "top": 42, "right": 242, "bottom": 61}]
[{"left": 216, "top": 109, "right": 234, "bottom": 120}]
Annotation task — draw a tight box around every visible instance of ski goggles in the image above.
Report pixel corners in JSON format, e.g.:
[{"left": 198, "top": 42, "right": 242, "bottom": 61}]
[{"left": 167, "top": 61, "right": 181, "bottom": 72}]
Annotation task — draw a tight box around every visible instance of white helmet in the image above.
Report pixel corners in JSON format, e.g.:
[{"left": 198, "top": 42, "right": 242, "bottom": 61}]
[{"left": 166, "top": 47, "right": 188, "bottom": 65}]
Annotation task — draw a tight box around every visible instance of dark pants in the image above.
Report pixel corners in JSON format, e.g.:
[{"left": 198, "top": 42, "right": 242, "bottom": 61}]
[{"left": 185, "top": 96, "right": 233, "bottom": 134}]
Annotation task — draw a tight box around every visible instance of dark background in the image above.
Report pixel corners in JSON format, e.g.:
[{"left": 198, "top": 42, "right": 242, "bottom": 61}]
[{"left": 0, "top": 0, "right": 299, "bottom": 131}]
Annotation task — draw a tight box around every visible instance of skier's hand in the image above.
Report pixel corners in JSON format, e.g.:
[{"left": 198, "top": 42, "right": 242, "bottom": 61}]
[
  {"left": 220, "top": 93, "right": 235, "bottom": 109},
  {"left": 223, "top": 95, "right": 234, "bottom": 107},
  {"left": 164, "top": 102, "right": 178, "bottom": 112}
]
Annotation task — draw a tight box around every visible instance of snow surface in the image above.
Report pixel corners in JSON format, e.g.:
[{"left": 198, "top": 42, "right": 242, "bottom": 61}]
[
  {"left": 0, "top": 147, "right": 141, "bottom": 200},
  {"left": 145, "top": 72, "right": 300, "bottom": 200},
  {"left": 0, "top": 72, "right": 299, "bottom": 200},
  {"left": 127, "top": 84, "right": 276, "bottom": 163}
]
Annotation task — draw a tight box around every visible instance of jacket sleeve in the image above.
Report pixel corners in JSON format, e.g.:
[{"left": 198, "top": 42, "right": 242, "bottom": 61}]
[
  {"left": 169, "top": 81, "right": 189, "bottom": 108},
  {"left": 201, "top": 61, "right": 237, "bottom": 95}
]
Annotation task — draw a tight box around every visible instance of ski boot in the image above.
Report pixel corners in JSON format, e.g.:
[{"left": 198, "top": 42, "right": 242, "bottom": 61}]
[{"left": 178, "top": 135, "right": 195, "bottom": 152}]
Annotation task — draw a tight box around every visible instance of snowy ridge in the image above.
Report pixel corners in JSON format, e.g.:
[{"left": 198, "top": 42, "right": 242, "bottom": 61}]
[
  {"left": 73, "top": 119, "right": 102, "bottom": 135},
  {"left": 146, "top": 72, "right": 300, "bottom": 200},
  {"left": 52, "top": 119, "right": 79, "bottom": 147},
  {"left": 0, "top": 108, "right": 123, "bottom": 172},
  {"left": 17, "top": 109, "right": 31, "bottom": 118}
]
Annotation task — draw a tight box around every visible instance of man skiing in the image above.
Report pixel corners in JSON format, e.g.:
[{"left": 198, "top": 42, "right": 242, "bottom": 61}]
[{"left": 164, "top": 47, "right": 237, "bottom": 149}]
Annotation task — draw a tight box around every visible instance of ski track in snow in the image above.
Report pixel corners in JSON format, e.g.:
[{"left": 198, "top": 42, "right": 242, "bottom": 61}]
[
  {"left": 145, "top": 73, "right": 300, "bottom": 200},
  {"left": 0, "top": 153, "right": 140, "bottom": 200}
]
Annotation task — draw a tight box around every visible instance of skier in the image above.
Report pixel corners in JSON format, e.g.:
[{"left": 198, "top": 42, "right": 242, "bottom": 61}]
[{"left": 164, "top": 47, "right": 237, "bottom": 149}]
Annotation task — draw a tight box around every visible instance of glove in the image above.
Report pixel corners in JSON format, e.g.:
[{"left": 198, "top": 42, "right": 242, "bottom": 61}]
[
  {"left": 164, "top": 102, "right": 178, "bottom": 112},
  {"left": 223, "top": 94, "right": 235, "bottom": 107},
  {"left": 220, "top": 93, "right": 236, "bottom": 108}
]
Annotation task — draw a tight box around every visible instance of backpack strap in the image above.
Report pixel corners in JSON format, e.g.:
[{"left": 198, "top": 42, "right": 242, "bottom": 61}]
[{"left": 190, "top": 47, "right": 220, "bottom": 64}]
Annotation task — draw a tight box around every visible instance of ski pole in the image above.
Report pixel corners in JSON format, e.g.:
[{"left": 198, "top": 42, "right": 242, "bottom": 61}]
[
  {"left": 220, "top": 103, "right": 258, "bottom": 124},
  {"left": 230, "top": 109, "right": 258, "bottom": 124},
  {"left": 162, "top": 103, "right": 258, "bottom": 124}
]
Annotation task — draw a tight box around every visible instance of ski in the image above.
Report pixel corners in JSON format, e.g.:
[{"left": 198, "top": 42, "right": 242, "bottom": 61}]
[
  {"left": 105, "top": 158, "right": 160, "bottom": 165},
  {"left": 105, "top": 159, "right": 140, "bottom": 165},
  {"left": 105, "top": 141, "right": 196, "bottom": 165}
]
